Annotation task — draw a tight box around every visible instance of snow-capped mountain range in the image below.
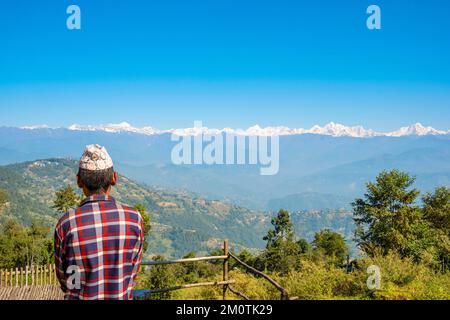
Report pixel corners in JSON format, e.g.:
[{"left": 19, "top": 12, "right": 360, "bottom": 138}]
[
  {"left": 19, "top": 122, "right": 450, "bottom": 138},
  {"left": 3, "top": 121, "right": 450, "bottom": 211}
]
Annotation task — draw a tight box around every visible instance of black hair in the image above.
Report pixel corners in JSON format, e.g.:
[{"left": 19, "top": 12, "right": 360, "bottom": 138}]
[{"left": 78, "top": 167, "right": 114, "bottom": 193}]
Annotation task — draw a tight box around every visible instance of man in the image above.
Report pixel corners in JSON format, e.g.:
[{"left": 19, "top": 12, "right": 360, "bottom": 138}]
[{"left": 54, "top": 144, "right": 144, "bottom": 300}]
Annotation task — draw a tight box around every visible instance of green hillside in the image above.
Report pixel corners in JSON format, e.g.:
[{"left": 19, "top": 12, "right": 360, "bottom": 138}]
[{"left": 0, "top": 159, "right": 268, "bottom": 258}]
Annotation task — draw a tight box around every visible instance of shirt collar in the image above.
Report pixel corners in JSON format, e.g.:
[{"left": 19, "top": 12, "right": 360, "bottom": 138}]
[{"left": 80, "top": 194, "right": 115, "bottom": 207}]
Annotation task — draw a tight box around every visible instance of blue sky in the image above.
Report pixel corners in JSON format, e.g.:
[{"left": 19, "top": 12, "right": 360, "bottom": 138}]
[{"left": 0, "top": 0, "right": 449, "bottom": 130}]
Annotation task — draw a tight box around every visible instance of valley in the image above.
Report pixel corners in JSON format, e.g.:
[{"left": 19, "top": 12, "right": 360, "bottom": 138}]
[{"left": 0, "top": 158, "right": 357, "bottom": 258}]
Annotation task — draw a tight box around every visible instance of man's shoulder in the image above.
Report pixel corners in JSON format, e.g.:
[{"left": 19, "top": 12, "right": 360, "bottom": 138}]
[
  {"left": 55, "top": 207, "right": 77, "bottom": 234},
  {"left": 115, "top": 201, "right": 136, "bottom": 211},
  {"left": 56, "top": 199, "right": 142, "bottom": 232},
  {"left": 116, "top": 202, "right": 142, "bottom": 221}
]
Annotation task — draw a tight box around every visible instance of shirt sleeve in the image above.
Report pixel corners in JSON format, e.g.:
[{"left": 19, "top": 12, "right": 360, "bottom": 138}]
[{"left": 54, "top": 225, "right": 68, "bottom": 293}]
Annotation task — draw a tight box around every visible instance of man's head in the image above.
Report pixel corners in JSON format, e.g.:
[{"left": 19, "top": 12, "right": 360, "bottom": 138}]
[{"left": 77, "top": 144, "right": 118, "bottom": 196}]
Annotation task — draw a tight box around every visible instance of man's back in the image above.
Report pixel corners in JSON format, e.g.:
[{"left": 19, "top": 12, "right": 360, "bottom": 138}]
[{"left": 54, "top": 195, "right": 144, "bottom": 300}]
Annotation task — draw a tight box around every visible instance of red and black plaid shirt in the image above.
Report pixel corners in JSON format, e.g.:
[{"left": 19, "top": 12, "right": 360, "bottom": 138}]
[{"left": 54, "top": 195, "right": 144, "bottom": 300}]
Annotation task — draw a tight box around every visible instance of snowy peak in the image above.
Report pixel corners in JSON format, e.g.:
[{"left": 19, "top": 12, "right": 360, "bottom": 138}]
[
  {"left": 307, "top": 122, "right": 379, "bottom": 137},
  {"left": 68, "top": 122, "right": 161, "bottom": 135},
  {"left": 20, "top": 125, "right": 51, "bottom": 130},
  {"left": 244, "top": 125, "right": 298, "bottom": 136},
  {"left": 386, "top": 123, "right": 447, "bottom": 137},
  {"left": 17, "top": 122, "right": 450, "bottom": 138}
]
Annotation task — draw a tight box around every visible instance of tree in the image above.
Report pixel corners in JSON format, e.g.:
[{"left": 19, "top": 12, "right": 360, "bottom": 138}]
[
  {"left": 260, "top": 209, "right": 301, "bottom": 274},
  {"left": 236, "top": 249, "right": 257, "bottom": 266},
  {"left": 423, "top": 187, "right": 450, "bottom": 232},
  {"left": 0, "top": 189, "right": 8, "bottom": 211},
  {"left": 263, "top": 209, "right": 295, "bottom": 249},
  {"left": 0, "top": 219, "right": 29, "bottom": 268},
  {"left": 313, "top": 229, "right": 349, "bottom": 264},
  {"left": 145, "top": 255, "right": 176, "bottom": 300},
  {"left": 175, "top": 252, "right": 218, "bottom": 284},
  {"left": 52, "top": 185, "right": 80, "bottom": 214},
  {"left": 135, "top": 204, "right": 151, "bottom": 253},
  {"left": 259, "top": 240, "right": 302, "bottom": 274},
  {"left": 28, "top": 220, "right": 54, "bottom": 266},
  {"left": 352, "top": 170, "right": 425, "bottom": 259},
  {"left": 297, "top": 238, "right": 312, "bottom": 255},
  {"left": 422, "top": 187, "right": 450, "bottom": 271},
  {"left": 0, "top": 219, "right": 53, "bottom": 268}
]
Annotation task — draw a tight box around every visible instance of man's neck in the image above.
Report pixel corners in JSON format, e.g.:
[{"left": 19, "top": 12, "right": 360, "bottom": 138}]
[{"left": 84, "top": 190, "right": 111, "bottom": 198}]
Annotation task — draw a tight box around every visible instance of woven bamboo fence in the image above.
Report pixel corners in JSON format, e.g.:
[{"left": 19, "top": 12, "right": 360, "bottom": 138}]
[{"left": 0, "top": 265, "right": 64, "bottom": 300}]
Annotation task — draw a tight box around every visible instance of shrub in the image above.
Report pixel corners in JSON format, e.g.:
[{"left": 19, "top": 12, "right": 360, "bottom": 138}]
[
  {"left": 356, "top": 252, "right": 450, "bottom": 300},
  {"left": 280, "top": 260, "right": 364, "bottom": 300}
]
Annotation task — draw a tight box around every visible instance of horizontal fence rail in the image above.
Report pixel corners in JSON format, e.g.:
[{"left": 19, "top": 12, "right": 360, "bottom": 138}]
[
  {"left": 229, "top": 252, "right": 290, "bottom": 300},
  {"left": 134, "top": 280, "right": 236, "bottom": 298},
  {"left": 142, "top": 255, "right": 229, "bottom": 266},
  {"left": 137, "top": 240, "right": 291, "bottom": 300},
  {"left": 136, "top": 241, "right": 231, "bottom": 300}
]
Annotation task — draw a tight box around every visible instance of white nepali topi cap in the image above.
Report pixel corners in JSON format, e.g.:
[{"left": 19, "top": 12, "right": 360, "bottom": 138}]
[{"left": 79, "top": 144, "right": 114, "bottom": 171}]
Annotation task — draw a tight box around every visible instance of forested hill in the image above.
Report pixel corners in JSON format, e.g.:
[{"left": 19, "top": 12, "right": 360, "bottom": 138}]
[{"left": 0, "top": 159, "right": 269, "bottom": 257}]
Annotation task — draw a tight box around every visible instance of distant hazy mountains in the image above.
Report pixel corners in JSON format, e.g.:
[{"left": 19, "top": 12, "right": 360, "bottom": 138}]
[
  {"left": 21, "top": 121, "right": 450, "bottom": 137},
  {"left": 1, "top": 123, "right": 449, "bottom": 210},
  {"left": 0, "top": 159, "right": 268, "bottom": 257},
  {"left": 0, "top": 159, "right": 359, "bottom": 257},
  {"left": 268, "top": 192, "right": 351, "bottom": 212}
]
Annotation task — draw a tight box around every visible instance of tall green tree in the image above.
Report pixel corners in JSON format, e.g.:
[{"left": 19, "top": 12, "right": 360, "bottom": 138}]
[
  {"left": 28, "top": 220, "right": 54, "bottom": 265},
  {"left": 313, "top": 229, "right": 349, "bottom": 265},
  {"left": 422, "top": 187, "right": 450, "bottom": 271},
  {"left": 135, "top": 204, "right": 151, "bottom": 253},
  {"left": 52, "top": 185, "right": 81, "bottom": 214},
  {"left": 260, "top": 209, "right": 301, "bottom": 274},
  {"left": 0, "top": 219, "right": 53, "bottom": 268},
  {"left": 423, "top": 187, "right": 450, "bottom": 232},
  {"left": 352, "top": 170, "right": 425, "bottom": 258},
  {"left": 263, "top": 209, "right": 295, "bottom": 249},
  {"left": 0, "top": 219, "right": 28, "bottom": 268}
]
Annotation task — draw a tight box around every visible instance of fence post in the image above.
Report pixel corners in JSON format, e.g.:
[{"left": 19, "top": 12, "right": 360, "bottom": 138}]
[
  {"left": 223, "top": 240, "right": 229, "bottom": 300},
  {"left": 53, "top": 264, "right": 57, "bottom": 284}
]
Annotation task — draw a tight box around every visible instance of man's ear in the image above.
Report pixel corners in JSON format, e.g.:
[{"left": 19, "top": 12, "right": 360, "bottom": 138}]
[
  {"left": 76, "top": 174, "right": 83, "bottom": 189},
  {"left": 111, "top": 171, "right": 118, "bottom": 186}
]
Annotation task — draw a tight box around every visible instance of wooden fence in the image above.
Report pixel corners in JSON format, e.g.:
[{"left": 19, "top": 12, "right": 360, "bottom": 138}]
[
  {"left": 0, "top": 265, "right": 63, "bottom": 300},
  {"left": 0, "top": 285, "right": 64, "bottom": 300},
  {"left": 135, "top": 240, "right": 291, "bottom": 300},
  {"left": 0, "top": 264, "right": 59, "bottom": 287},
  {"left": 0, "top": 240, "right": 291, "bottom": 300}
]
